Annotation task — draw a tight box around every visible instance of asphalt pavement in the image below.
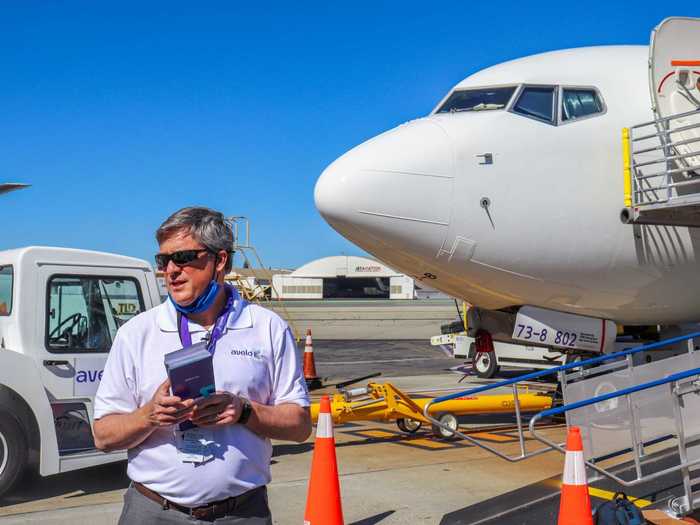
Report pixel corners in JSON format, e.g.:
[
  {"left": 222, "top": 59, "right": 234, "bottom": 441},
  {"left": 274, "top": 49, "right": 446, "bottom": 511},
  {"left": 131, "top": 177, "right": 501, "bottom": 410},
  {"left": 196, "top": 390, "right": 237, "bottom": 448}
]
[{"left": 312, "top": 339, "right": 455, "bottom": 381}]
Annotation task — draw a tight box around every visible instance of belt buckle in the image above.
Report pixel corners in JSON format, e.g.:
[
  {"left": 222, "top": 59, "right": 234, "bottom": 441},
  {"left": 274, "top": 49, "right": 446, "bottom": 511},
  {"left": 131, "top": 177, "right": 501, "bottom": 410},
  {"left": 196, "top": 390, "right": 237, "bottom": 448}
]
[
  {"left": 189, "top": 506, "right": 202, "bottom": 521},
  {"left": 191, "top": 504, "right": 216, "bottom": 522},
  {"left": 189, "top": 495, "right": 239, "bottom": 521}
]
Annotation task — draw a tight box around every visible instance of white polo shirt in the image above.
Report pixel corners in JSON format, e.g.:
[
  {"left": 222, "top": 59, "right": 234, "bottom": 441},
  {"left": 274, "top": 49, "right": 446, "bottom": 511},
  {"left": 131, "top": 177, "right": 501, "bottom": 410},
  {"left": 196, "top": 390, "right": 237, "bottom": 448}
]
[{"left": 94, "top": 287, "right": 309, "bottom": 506}]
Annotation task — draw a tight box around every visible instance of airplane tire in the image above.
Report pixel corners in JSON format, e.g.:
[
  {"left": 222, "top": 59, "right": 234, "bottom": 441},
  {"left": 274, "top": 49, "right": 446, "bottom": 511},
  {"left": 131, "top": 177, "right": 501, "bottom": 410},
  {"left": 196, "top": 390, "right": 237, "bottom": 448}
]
[
  {"left": 474, "top": 352, "right": 499, "bottom": 379},
  {"left": 0, "top": 411, "right": 28, "bottom": 498},
  {"left": 396, "top": 418, "right": 422, "bottom": 434},
  {"left": 431, "top": 412, "right": 458, "bottom": 440}
]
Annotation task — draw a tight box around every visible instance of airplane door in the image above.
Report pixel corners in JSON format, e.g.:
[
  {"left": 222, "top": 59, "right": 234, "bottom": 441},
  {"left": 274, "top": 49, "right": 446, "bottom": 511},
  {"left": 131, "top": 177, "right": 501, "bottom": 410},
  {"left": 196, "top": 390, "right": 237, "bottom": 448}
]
[
  {"left": 650, "top": 17, "right": 700, "bottom": 168},
  {"left": 35, "top": 266, "right": 147, "bottom": 454}
]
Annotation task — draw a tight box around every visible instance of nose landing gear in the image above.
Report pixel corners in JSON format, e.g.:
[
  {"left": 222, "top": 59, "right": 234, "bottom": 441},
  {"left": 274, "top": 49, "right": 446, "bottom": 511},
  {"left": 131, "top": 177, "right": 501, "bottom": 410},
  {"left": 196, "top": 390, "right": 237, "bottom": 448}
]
[{"left": 472, "top": 330, "right": 499, "bottom": 379}]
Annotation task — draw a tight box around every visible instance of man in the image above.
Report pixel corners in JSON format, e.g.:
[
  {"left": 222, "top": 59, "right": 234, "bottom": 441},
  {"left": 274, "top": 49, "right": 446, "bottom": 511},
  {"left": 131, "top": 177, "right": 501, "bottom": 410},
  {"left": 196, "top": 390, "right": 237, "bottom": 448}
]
[{"left": 93, "top": 207, "right": 311, "bottom": 524}]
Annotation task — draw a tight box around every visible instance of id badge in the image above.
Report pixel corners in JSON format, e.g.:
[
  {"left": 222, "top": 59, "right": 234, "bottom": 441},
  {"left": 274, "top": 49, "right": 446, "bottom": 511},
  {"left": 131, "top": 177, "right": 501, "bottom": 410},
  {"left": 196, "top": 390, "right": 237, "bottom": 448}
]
[{"left": 174, "top": 428, "right": 214, "bottom": 464}]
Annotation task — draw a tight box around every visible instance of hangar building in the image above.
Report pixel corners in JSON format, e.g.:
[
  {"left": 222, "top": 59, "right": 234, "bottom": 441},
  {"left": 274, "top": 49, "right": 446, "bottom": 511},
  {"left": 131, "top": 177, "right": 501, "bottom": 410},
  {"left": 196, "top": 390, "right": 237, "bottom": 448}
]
[{"left": 271, "top": 255, "right": 414, "bottom": 300}]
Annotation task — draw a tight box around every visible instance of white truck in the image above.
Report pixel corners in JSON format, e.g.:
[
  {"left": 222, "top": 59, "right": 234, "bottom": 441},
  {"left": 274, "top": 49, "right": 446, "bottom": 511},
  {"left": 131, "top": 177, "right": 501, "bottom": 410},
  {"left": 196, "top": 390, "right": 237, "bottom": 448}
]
[{"left": 0, "top": 246, "right": 161, "bottom": 496}]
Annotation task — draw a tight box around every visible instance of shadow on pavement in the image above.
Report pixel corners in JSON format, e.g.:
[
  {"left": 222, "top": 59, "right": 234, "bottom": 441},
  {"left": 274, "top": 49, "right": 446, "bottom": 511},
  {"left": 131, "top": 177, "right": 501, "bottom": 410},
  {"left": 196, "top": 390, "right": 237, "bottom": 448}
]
[
  {"left": 349, "top": 510, "right": 395, "bottom": 525},
  {"left": 0, "top": 460, "right": 129, "bottom": 508},
  {"left": 273, "top": 442, "right": 314, "bottom": 457}
]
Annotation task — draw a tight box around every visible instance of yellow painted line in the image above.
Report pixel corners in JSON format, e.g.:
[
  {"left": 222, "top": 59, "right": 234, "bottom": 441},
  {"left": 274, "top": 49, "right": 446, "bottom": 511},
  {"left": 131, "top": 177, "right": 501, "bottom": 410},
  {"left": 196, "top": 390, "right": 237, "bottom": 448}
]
[
  {"left": 588, "top": 487, "right": 652, "bottom": 508},
  {"left": 469, "top": 432, "right": 514, "bottom": 443},
  {"left": 404, "top": 438, "right": 453, "bottom": 449},
  {"left": 353, "top": 429, "right": 459, "bottom": 449},
  {"left": 358, "top": 430, "right": 397, "bottom": 439}
]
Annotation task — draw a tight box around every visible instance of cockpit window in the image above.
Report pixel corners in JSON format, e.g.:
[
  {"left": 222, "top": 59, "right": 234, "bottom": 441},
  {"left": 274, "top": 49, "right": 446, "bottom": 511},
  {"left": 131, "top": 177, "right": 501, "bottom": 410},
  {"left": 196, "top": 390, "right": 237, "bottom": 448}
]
[
  {"left": 436, "top": 87, "right": 516, "bottom": 113},
  {"left": 561, "top": 89, "right": 603, "bottom": 121},
  {"left": 512, "top": 86, "right": 556, "bottom": 124}
]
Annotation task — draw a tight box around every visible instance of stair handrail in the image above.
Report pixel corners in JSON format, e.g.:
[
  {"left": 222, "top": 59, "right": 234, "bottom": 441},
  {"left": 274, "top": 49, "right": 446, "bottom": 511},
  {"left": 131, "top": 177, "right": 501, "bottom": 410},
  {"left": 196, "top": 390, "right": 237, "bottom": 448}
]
[
  {"left": 631, "top": 107, "right": 700, "bottom": 130},
  {"left": 425, "top": 331, "right": 700, "bottom": 409},
  {"left": 527, "top": 364, "right": 700, "bottom": 495},
  {"left": 626, "top": 107, "right": 700, "bottom": 208},
  {"left": 421, "top": 331, "right": 700, "bottom": 461}
]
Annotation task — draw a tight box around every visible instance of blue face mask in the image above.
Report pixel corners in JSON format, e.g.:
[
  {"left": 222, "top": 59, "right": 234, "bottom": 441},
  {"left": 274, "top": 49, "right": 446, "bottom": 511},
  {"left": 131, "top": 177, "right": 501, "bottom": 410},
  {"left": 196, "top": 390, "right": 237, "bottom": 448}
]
[{"left": 170, "top": 279, "right": 221, "bottom": 315}]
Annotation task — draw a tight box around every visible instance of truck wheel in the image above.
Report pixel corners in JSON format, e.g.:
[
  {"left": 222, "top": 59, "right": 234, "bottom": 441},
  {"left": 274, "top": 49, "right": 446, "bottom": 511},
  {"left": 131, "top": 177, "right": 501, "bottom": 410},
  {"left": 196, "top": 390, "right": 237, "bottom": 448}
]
[
  {"left": 0, "top": 411, "right": 28, "bottom": 497},
  {"left": 474, "top": 352, "right": 499, "bottom": 379},
  {"left": 431, "top": 412, "right": 459, "bottom": 440},
  {"left": 396, "top": 418, "right": 422, "bottom": 434}
]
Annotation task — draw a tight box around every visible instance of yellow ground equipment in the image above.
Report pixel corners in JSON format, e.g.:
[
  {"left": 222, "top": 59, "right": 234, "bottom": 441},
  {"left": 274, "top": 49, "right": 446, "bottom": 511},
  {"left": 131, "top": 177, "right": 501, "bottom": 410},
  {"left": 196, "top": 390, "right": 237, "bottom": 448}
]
[{"left": 310, "top": 381, "right": 553, "bottom": 439}]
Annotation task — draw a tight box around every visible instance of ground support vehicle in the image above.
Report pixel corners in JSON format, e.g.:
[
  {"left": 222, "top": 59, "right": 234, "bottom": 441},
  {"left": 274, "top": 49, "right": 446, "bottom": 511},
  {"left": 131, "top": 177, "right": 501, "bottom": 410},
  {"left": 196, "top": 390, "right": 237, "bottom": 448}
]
[
  {"left": 309, "top": 381, "right": 553, "bottom": 439},
  {"left": 0, "top": 246, "right": 162, "bottom": 496},
  {"left": 431, "top": 332, "right": 566, "bottom": 378}
]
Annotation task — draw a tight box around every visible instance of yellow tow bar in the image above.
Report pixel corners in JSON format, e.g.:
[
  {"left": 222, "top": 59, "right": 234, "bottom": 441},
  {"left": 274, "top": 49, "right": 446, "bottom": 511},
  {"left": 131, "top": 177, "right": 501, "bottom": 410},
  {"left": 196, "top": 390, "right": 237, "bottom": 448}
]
[{"left": 310, "top": 381, "right": 553, "bottom": 438}]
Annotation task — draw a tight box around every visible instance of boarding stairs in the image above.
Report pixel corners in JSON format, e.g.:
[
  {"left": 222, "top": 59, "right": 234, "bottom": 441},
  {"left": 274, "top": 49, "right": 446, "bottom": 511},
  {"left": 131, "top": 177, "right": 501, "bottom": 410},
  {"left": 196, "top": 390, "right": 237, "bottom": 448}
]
[
  {"left": 424, "top": 332, "right": 700, "bottom": 517},
  {"left": 621, "top": 109, "right": 700, "bottom": 227},
  {"left": 621, "top": 17, "right": 700, "bottom": 227}
]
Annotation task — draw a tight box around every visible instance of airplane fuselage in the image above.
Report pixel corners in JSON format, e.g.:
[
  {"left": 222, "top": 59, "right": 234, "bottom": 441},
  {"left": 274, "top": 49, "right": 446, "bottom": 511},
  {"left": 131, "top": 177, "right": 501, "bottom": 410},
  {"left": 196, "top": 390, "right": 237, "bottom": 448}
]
[{"left": 315, "top": 46, "right": 700, "bottom": 325}]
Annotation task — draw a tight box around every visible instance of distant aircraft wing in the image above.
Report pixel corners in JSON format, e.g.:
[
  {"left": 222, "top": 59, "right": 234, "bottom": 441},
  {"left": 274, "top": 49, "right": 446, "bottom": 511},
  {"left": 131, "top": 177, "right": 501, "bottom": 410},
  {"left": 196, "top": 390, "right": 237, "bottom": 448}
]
[{"left": 0, "top": 183, "right": 30, "bottom": 195}]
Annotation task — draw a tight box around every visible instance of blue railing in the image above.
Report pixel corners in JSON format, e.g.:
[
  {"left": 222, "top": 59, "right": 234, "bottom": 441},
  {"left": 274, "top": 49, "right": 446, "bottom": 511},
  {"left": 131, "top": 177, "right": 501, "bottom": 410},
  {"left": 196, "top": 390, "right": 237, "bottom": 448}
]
[
  {"left": 526, "top": 360, "right": 700, "bottom": 499},
  {"left": 426, "top": 331, "right": 700, "bottom": 412},
  {"left": 534, "top": 365, "right": 700, "bottom": 420}
]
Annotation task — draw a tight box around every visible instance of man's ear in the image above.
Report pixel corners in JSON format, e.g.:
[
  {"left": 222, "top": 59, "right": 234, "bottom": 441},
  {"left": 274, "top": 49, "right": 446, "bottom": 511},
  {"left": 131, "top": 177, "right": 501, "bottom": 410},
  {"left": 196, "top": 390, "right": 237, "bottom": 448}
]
[{"left": 216, "top": 250, "right": 228, "bottom": 274}]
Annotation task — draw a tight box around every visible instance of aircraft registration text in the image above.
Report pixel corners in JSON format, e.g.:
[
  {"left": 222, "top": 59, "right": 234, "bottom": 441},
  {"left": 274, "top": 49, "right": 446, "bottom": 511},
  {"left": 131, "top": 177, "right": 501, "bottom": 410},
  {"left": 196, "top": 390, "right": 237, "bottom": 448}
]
[{"left": 512, "top": 306, "right": 616, "bottom": 353}]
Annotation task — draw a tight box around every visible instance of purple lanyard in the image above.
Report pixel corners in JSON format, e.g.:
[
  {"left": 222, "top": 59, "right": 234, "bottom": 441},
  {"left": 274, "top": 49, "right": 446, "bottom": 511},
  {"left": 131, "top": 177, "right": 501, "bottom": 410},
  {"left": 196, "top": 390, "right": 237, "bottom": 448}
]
[{"left": 177, "top": 288, "right": 235, "bottom": 353}]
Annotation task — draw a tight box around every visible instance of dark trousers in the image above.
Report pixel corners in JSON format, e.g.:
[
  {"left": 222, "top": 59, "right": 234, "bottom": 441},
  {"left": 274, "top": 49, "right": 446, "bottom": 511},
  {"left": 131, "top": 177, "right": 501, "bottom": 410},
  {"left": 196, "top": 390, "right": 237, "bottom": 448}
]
[{"left": 118, "top": 484, "right": 273, "bottom": 524}]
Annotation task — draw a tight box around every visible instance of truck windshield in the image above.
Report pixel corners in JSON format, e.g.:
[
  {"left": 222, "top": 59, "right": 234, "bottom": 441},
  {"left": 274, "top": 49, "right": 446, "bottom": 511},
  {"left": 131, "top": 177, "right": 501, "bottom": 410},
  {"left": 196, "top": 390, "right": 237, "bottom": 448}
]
[
  {"left": 436, "top": 87, "right": 517, "bottom": 113},
  {"left": 0, "top": 266, "right": 12, "bottom": 315},
  {"left": 46, "top": 275, "right": 144, "bottom": 353}
]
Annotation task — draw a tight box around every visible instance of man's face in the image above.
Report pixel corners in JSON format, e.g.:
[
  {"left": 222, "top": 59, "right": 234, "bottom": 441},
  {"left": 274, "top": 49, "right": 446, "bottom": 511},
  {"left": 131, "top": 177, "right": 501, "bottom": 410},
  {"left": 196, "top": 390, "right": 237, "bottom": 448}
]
[{"left": 159, "top": 230, "right": 218, "bottom": 306}]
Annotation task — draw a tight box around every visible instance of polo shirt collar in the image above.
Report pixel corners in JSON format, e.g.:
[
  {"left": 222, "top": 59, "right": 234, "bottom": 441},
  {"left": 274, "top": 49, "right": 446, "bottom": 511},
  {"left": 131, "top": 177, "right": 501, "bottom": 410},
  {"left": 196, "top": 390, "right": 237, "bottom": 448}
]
[
  {"left": 226, "top": 286, "right": 253, "bottom": 330},
  {"left": 157, "top": 285, "right": 253, "bottom": 333}
]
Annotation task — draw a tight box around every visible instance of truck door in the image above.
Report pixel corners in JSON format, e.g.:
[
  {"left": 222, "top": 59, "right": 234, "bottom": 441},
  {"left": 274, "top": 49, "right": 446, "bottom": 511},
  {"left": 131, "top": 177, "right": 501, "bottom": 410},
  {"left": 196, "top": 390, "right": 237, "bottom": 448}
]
[{"left": 36, "top": 266, "right": 148, "bottom": 456}]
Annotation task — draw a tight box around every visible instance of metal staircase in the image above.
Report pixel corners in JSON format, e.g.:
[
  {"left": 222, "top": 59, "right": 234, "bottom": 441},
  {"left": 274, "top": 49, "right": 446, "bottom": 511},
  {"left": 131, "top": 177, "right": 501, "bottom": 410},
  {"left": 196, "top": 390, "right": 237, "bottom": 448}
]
[
  {"left": 526, "top": 343, "right": 700, "bottom": 517},
  {"left": 423, "top": 333, "right": 700, "bottom": 516},
  {"left": 225, "top": 216, "right": 300, "bottom": 341},
  {"left": 621, "top": 108, "right": 700, "bottom": 227}
]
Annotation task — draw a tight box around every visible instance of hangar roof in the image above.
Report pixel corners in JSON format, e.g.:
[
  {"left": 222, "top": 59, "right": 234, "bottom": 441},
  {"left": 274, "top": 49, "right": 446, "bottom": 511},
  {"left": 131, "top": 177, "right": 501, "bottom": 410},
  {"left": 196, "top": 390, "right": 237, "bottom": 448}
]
[{"left": 290, "top": 255, "right": 403, "bottom": 278}]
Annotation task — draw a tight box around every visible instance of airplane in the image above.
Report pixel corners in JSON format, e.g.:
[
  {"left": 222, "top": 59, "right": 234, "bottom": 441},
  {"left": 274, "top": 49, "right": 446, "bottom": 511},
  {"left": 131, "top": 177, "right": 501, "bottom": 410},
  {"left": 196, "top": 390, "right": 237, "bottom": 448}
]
[
  {"left": 0, "top": 183, "right": 29, "bottom": 196},
  {"left": 314, "top": 18, "right": 700, "bottom": 355}
]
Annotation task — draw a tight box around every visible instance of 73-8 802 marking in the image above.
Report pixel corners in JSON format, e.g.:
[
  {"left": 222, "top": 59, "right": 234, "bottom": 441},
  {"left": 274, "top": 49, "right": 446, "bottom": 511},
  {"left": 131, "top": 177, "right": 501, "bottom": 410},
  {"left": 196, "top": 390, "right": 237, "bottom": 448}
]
[
  {"left": 515, "top": 324, "right": 578, "bottom": 348},
  {"left": 516, "top": 324, "right": 548, "bottom": 342}
]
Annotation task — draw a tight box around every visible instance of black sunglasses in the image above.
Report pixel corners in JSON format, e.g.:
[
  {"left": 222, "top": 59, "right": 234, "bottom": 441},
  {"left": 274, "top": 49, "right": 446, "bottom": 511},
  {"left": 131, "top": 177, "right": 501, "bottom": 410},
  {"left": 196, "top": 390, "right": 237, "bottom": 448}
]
[{"left": 155, "top": 249, "right": 213, "bottom": 271}]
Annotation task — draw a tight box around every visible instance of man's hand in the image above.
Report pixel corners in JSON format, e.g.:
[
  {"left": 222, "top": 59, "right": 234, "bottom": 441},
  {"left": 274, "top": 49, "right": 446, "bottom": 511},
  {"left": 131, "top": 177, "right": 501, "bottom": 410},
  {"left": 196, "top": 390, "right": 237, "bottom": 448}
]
[
  {"left": 143, "top": 379, "right": 195, "bottom": 427},
  {"left": 190, "top": 391, "right": 242, "bottom": 427}
]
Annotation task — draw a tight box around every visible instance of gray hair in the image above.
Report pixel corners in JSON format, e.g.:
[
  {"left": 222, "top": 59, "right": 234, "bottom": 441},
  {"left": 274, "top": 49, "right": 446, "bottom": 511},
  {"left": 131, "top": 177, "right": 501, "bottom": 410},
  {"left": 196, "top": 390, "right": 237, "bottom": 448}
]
[{"left": 156, "top": 207, "right": 234, "bottom": 272}]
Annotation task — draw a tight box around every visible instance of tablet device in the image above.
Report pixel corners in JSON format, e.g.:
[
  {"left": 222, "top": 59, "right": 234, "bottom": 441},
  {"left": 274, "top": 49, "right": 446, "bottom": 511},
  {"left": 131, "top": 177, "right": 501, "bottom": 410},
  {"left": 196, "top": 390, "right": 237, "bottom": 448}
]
[{"left": 164, "top": 342, "right": 215, "bottom": 430}]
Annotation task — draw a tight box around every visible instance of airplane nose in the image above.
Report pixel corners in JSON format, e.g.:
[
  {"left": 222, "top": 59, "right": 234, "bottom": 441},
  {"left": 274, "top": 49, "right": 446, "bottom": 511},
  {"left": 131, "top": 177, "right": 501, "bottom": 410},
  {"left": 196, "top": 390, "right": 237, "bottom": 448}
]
[{"left": 315, "top": 119, "right": 454, "bottom": 256}]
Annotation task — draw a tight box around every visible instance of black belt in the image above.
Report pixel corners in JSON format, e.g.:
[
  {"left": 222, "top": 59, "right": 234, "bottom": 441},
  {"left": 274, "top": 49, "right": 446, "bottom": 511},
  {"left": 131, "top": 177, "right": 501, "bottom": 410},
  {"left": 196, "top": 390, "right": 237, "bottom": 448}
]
[{"left": 133, "top": 481, "right": 264, "bottom": 522}]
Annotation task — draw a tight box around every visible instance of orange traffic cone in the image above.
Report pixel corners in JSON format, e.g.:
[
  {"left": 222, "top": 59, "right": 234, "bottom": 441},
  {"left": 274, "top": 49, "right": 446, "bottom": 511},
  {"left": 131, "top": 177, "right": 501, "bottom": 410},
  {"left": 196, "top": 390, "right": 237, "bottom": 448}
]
[
  {"left": 304, "top": 329, "right": 322, "bottom": 389},
  {"left": 304, "top": 395, "right": 344, "bottom": 525},
  {"left": 558, "top": 426, "right": 593, "bottom": 525}
]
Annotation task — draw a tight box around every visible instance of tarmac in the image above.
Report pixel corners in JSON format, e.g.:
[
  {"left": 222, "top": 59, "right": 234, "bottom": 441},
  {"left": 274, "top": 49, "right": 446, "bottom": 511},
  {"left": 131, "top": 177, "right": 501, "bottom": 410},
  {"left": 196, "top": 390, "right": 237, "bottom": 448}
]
[
  {"left": 268, "top": 299, "right": 457, "bottom": 340},
  {"left": 0, "top": 339, "right": 687, "bottom": 524},
  {"left": 0, "top": 414, "right": 566, "bottom": 524}
]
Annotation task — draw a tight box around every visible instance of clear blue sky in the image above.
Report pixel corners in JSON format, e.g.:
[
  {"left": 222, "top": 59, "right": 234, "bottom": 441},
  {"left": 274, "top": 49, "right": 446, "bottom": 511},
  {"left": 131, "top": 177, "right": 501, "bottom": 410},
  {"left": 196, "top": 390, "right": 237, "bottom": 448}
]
[{"left": 1, "top": 2, "right": 696, "bottom": 269}]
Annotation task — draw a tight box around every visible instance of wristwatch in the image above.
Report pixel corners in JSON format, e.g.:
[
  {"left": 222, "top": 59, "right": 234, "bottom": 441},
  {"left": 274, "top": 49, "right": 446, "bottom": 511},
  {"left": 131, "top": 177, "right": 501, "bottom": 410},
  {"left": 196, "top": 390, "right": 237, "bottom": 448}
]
[{"left": 237, "top": 397, "right": 253, "bottom": 425}]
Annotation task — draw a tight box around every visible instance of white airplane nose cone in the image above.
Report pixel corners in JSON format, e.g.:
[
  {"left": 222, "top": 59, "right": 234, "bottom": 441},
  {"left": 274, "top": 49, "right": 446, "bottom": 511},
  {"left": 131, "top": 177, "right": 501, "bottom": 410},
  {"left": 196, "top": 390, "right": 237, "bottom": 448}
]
[
  {"left": 314, "top": 162, "right": 350, "bottom": 227},
  {"left": 315, "top": 119, "right": 454, "bottom": 255}
]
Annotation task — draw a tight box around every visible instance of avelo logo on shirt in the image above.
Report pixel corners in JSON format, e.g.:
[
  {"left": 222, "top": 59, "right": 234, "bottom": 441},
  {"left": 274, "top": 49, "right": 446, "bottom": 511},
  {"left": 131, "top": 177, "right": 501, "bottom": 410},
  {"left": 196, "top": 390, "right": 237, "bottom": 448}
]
[{"left": 230, "top": 347, "right": 263, "bottom": 360}]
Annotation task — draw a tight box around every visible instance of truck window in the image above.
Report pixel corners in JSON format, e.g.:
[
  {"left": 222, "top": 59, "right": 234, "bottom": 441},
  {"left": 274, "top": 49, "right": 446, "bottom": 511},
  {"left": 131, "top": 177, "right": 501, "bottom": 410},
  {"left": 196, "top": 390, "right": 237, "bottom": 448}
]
[
  {"left": 0, "top": 266, "right": 12, "bottom": 315},
  {"left": 46, "top": 276, "right": 144, "bottom": 353}
]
